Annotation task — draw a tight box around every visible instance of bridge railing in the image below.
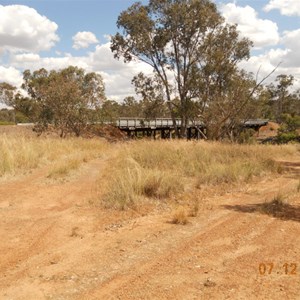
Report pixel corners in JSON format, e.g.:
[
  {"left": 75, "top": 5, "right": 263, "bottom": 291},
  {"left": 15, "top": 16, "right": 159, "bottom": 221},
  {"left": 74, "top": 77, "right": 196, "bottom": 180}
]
[
  {"left": 117, "top": 118, "right": 176, "bottom": 128},
  {"left": 116, "top": 118, "right": 205, "bottom": 128}
]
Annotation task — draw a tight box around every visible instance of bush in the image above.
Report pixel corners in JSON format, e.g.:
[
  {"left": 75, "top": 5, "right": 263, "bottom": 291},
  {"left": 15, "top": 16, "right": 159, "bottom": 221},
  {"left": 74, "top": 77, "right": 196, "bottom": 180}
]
[
  {"left": 276, "top": 114, "right": 300, "bottom": 144},
  {"left": 237, "top": 128, "right": 256, "bottom": 144},
  {"left": 277, "top": 132, "right": 299, "bottom": 144}
]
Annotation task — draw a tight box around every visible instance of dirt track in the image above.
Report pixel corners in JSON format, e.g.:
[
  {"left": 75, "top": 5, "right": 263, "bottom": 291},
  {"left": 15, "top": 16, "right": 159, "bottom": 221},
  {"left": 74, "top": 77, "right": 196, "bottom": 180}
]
[{"left": 0, "top": 158, "right": 299, "bottom": 300}]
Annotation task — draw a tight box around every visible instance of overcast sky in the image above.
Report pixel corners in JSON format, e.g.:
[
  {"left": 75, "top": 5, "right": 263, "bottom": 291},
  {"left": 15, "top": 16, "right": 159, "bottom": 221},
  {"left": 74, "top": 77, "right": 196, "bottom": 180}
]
[{"left": 1, "top": 0, "right": 300, "bottom": 107}]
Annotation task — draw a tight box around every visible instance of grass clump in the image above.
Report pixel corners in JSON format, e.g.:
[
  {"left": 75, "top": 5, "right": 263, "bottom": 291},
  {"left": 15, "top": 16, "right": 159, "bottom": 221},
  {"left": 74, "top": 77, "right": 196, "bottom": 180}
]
[
  {"left": 260, "top": 194, "right": 287, "bottom": 215},
  {"left": 103, "top": 156, "right": 184, "bottom": 210},
  {"left": 47, "top": 157, "right": 81, "bottom": 179},
  {"left": 171, "top": 206, "right": 188, "bottom": 225}
]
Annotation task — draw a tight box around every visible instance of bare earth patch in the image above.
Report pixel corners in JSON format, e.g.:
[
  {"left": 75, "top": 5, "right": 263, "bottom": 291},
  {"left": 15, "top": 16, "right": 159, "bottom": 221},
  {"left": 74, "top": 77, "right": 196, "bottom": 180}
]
[{"left": 0, "top": 156, "right": 299, "bottom": 299}]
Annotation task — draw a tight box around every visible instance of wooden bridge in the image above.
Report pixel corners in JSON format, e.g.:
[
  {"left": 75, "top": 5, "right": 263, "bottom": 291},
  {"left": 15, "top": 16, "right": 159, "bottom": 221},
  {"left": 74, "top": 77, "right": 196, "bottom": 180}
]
[{"left": 115, "top": 118, "right": 269, "bottom": 139}]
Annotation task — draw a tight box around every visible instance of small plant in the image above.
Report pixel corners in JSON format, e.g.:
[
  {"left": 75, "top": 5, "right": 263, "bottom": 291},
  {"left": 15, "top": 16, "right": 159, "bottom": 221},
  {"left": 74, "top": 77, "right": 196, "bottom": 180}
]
[
  {"left": 260, "top": 194, "right": 286, "bottom": 215},
  {"left": 171, "top": 206, "right": 188, "bottom": 225}
]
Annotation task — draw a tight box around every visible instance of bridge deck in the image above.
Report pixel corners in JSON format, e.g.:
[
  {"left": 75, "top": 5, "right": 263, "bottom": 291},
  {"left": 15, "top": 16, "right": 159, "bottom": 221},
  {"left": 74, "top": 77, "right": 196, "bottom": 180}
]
[
  {"left": 116, "top": 118, "right": 268, "bottom": 129},
  {"left": 114, "top": 118, "right": 268, "bottom": 139},
  {"left": 116, "top": 118, "right": 203, "bottom": 129}
]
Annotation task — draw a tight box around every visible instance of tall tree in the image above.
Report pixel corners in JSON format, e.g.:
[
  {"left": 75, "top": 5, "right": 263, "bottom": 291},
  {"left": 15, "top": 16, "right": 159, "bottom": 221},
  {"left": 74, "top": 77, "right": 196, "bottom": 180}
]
[
  {"left": 111, "top": 0, "right": 252, "bottom": 138},
  {"left": 0, "top": 82, "right": 16, "bottom": 108},
  {"left": 99, "top": 99, "right": 122, "bottom": 122},
  {"left": 132, "top": 73, "right": 169, "bottom": 119},
  {"left": 267, "top": 74, "right": 296, "bottom": 122},
  {"left": 121, "top": 96, "right": 143, "bottom": 117},
  {"left": 21, "top": 66, "right": 105, "bottom": 137}
]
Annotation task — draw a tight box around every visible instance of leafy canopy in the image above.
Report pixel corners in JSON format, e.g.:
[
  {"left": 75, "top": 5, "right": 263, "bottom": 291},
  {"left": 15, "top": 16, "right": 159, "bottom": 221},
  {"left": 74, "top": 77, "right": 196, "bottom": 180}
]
[
  {"left": 111, "top": 0, "right": 253, "bottom": 139},
  {"left": 21, "top": 66, "right": 105, "bottom": 137}
]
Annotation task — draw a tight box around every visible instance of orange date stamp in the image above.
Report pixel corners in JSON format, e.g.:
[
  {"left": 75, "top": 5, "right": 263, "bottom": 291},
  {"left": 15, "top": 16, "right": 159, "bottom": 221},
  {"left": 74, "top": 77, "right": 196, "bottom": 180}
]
[{"left": 258, "top": 263, "right": 297, "bottom": 275}]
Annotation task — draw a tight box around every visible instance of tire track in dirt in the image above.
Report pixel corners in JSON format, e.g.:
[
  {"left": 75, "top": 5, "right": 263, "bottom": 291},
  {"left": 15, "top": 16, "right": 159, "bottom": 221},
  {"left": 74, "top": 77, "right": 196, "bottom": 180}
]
[
  {"left": 78, "top": 175, "right": 300, "bottom": 300},
  {"left": 0, "top": 159, "right": 299, "bottom": 300},
  {"left": 0, "top": 158, "right": 108, "bottom": 299},
  {"left": 82, "top": 214, "right": 270, "bottom": 299}
]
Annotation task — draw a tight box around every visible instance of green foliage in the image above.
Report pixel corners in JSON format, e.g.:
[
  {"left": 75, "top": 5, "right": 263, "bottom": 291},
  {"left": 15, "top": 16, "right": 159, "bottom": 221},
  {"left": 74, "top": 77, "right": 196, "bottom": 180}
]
[
  {"left": 121, "top": 96, "right": 142, "bottom": 117},
  {"left": 0, "top": 82, "right": 16, "bottom": 107},
  {"left": 276, "top": 132, "right": 299, "bottom": 144},
  {"left": 21, "top": 66, "right": 106, "bottom": 137},
  {"left": 279, "top": 114, "right": 300, "bottom": 132},
  {"left": 0, "top": 108, "right": 15, "bottom": 123},
  {"left": 99, "top": 100, "right": 121, "bottom": 122},
  {"left": 266, "top": 75, "right": 299, "bottom": 122},
  {"left": 111, "top": 0, "right": 253, "bottom": 139},
  {"left": 237, "top": 128, "right": 256, "bottom": 144},
  {"left": 15, "top": 111, "right": 30, "bottom": 123},
  {"left": 276, "top": 114, "right": 300, "bottom": 144},
  {"left": 0, "top": 121, "right": 15, "bottom": 125}
]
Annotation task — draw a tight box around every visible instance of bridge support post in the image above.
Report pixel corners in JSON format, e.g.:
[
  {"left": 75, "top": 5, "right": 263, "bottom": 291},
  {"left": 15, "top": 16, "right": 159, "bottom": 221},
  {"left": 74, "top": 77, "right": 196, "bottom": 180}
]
[
  {"left": 147, "top": 130, "right": 151, "bottom": 138},
  {"left": 187, "top": 128, "right": 191, "bottom": 140}
]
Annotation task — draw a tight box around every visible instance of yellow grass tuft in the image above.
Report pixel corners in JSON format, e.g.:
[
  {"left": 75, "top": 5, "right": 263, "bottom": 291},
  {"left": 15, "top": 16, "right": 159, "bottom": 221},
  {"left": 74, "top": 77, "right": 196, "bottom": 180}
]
[{"left": 171, "top": 206, "right": 188, "bottom": 225}]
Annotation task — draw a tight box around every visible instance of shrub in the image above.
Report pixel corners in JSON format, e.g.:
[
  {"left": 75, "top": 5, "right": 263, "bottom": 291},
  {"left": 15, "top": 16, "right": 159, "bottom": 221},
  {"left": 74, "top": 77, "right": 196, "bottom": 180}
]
[
  {"left": 276, "top": 114, "right": 300, "bottom": 144},
  {"left": 277, "top": 132, "right": 299, "bottom": 144},
  {"left": 237, "top": 128, "right": 256, "bottom": 144}
]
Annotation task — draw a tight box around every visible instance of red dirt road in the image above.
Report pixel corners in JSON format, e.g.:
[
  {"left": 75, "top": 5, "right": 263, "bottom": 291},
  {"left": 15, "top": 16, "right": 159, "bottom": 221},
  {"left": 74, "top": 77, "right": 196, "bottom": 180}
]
[{"left": 0, "top": 158, "right": 299, "bottom": 299}]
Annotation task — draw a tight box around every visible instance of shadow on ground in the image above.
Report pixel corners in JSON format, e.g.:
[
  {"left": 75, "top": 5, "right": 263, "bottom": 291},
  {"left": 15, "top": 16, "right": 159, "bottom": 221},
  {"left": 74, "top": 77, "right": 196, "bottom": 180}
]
[{"left": 223, "top": 200, "right": 300, "bottom": 222}]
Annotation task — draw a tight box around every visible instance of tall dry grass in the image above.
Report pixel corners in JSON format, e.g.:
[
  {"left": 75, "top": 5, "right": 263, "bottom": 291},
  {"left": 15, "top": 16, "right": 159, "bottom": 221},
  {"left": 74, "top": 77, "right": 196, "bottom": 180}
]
[
  {"left": 102, "top": 140, "right": 299, "bottom": 210},
  {"left": 0, "top": 133, "right": 110, "bottom": 177}
]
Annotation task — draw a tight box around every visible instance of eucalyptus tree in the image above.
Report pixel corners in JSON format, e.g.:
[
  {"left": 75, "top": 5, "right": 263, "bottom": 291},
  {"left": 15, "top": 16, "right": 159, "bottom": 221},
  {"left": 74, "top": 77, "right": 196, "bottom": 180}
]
[
  {"left": 0, "top": 82, "right": 16, "bottom": 108},
  {"left": 22, "top": 66, "right": 105, "bottom": 137},
  {"left": 111, "top": 0, "right": 253, "bottom": 138},
  {"left": 267, "top": 75, "right": 297, "bottom": 122}
]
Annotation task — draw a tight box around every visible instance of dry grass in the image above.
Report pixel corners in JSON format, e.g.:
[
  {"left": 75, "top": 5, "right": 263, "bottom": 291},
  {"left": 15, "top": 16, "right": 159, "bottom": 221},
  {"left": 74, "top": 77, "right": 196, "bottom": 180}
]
[
  {"left": 1, "top": 131, "right": 298, "bottom": 212},
  {"left": 47, "top": 157, "right": 81, "bottom": 179},
  {"left": 102, "top": 156, "right": 184, "bottom": 210},
  {"left": 0, "top": 133, "right": 110, "bottom": 178},
  {"left": 188, "top": 197, "right": 200, "bottom": 217},
  {"left": 102, "top": 140, "right": 299, "bottom": 210},
  {"left": 171, "top": 206, "right": 188, "bottom": 225}
]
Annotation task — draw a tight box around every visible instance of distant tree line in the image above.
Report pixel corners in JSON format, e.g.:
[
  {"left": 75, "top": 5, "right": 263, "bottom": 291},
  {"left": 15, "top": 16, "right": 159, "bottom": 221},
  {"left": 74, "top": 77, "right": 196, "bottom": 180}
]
[{"left": 0, "top": 0, "right": 299, "bottom": 141}]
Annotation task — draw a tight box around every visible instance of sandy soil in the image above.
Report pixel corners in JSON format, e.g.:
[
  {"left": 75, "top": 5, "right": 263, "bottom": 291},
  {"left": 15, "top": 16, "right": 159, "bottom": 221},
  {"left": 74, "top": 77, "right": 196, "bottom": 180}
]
[{"left": 0, "top": 157, "right": 299, "bottom": 300}]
